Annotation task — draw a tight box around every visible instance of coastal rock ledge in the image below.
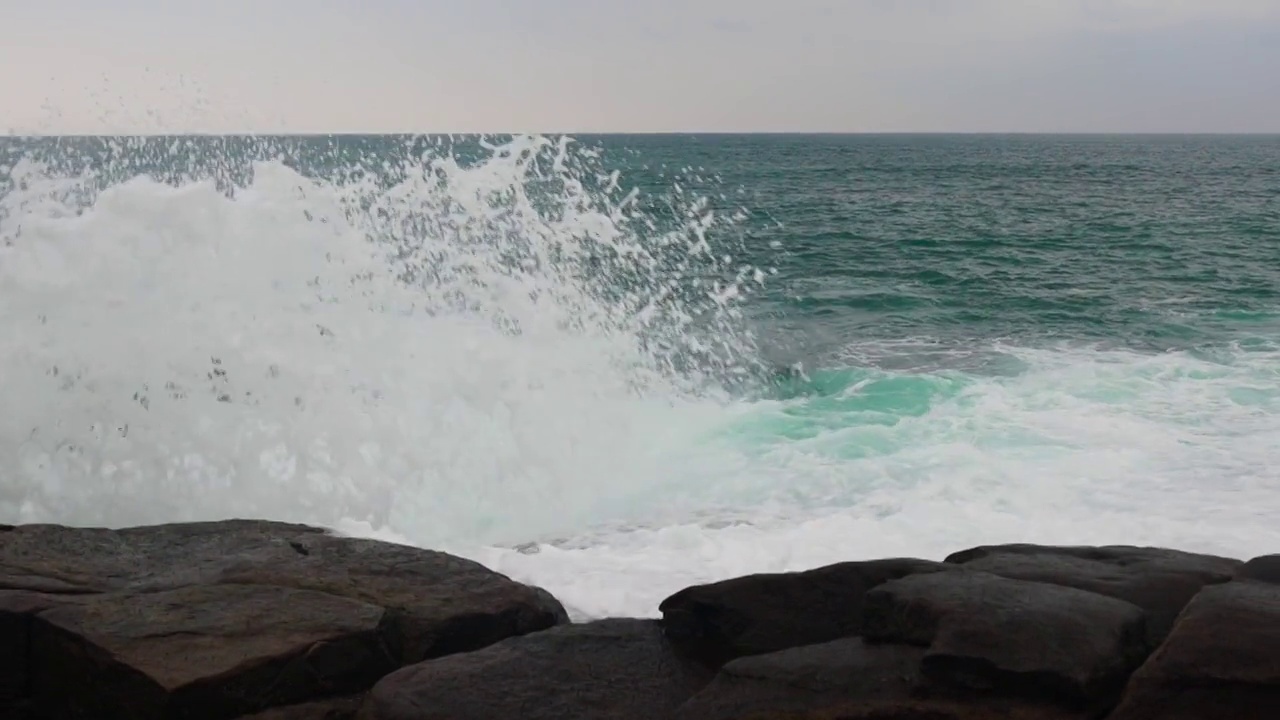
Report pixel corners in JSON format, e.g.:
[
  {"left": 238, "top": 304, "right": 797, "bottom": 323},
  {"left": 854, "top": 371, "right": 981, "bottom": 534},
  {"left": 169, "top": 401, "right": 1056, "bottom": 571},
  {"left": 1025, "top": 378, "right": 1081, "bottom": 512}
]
[{"left": 0, "top": 521, "right": 1275, "bottom": 719}]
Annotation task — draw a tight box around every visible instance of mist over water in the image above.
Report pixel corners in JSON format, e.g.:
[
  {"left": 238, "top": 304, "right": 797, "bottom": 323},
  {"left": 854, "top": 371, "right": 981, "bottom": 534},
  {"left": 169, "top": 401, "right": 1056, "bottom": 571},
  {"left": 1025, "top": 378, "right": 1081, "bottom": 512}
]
[{"left": 3, "top": 134, "right": 1279, "bottom": 618}]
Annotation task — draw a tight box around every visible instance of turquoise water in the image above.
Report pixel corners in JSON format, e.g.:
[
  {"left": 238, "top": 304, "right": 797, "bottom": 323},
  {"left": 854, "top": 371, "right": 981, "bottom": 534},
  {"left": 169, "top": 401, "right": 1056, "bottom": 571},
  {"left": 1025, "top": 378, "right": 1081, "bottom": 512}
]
[{"left": 2, "top": 134, "right": 1278, "bottom": 617}]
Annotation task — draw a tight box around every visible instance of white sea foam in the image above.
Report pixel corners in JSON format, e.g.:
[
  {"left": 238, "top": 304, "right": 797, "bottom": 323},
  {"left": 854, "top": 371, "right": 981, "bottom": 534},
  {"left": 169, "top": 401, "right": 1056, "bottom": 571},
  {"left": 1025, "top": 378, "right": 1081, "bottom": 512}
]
[
  {"left": 464, "top": 341, "right": 1280, "bottom": 619},
  {"left": 3, "top": 136, "right": 1277, "bottom": 620}
]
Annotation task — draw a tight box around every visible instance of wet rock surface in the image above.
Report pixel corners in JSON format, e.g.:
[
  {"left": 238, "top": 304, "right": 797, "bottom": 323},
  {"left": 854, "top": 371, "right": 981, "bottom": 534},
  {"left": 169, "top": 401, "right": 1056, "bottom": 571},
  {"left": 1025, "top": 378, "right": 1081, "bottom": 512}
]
[
  {"left": 659, "top": 558, "right": 950, "bottom": 665},
  {"left": 2, "top": 521, "right": 1274, "bottom": 719}
]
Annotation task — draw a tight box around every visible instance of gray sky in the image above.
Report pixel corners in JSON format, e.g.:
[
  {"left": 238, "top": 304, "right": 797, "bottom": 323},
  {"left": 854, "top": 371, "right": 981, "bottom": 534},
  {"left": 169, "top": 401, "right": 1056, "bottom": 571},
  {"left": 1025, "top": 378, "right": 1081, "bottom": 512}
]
[{"left": 3, "top": 0, "right": 1278, "bottom": 134}]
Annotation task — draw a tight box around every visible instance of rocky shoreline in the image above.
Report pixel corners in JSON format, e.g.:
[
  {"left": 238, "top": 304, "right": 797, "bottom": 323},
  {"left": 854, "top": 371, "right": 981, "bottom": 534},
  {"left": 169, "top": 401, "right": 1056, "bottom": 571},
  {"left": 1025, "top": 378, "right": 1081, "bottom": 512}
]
[{"left": 1, "top": 520, "right": 1276, "bottom": 719}]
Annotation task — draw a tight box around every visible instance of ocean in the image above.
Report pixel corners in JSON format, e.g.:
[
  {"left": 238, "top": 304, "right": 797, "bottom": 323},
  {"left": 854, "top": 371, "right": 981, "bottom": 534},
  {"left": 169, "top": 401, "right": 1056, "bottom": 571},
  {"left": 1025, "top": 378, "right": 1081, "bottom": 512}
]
[{"left": 2, "top": 133, "right": 1278, "bottom": 619}]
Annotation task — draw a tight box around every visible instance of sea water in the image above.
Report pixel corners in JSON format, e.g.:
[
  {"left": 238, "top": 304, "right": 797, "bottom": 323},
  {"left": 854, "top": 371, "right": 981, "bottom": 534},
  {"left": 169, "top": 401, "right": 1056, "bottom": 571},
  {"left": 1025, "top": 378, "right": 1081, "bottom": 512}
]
[{"left": 2, "top": 133, "right": 1278, "bottom": 619}]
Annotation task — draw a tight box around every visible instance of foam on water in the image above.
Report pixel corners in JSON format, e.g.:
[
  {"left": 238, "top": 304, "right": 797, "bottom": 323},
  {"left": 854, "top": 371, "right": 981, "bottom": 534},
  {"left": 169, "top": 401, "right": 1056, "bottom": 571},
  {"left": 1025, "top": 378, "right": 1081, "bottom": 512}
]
[
  {"left": 3, "top": 136, "right": 1278, "bottom": 620},
  {"left": 472, "top": 342, "right": 1280, "bottom": 619}
]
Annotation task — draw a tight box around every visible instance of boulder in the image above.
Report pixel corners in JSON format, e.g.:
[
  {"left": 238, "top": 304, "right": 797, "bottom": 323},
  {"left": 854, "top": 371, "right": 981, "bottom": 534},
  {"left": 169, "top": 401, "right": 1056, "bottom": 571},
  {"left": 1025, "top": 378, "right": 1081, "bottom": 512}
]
[
  {"left": 862, "top": 571, "right": 1147, "bottom": 714},
  {"left": 0, "top": 520, "right": 568, "bottom": 719},
  {"left": 944, "top": 544, "right": 1240, "bottom": 648},
  {"left": 1238, "top": 555, "right": 1280, "bottom": 585},
  {"left": 1107, "top": 581, "right": 1280, "bottom": 720},
  {"left": 659, "top": 558, "right": 948, "bottom": 665},
  {"left": 360, "top": 619, "right": 712, "bottom": 720},
  {"left": 0, "top": 521, "right": 568, "bottom": 664},
  {"left": 675, "top": 637, "right": 1081, "bottom": 720}
]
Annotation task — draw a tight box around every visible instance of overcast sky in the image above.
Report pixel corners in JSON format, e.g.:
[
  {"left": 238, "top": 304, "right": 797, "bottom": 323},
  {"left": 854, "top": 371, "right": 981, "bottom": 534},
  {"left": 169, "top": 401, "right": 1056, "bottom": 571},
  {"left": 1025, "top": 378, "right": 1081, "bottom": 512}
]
[{"left": 2, "top": 0, "right": 1278, "bottom": 134}]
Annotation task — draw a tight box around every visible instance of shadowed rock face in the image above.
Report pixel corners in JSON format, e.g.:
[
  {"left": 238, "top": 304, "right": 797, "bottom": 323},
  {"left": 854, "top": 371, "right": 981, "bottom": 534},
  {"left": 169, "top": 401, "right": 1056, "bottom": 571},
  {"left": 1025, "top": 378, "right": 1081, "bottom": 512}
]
[
  {"left": 862, "top": 571, "right": 1148, "bottom": 714},
  {"left": 0, "top": 590, "right": 60, "bottom": 711},
  {"left": 658, "top": 558, "right": 951, "bottom": 665},
  {"left": 1107, "top": 580, "right": 1280, "bottom": 720},
  {"left": 673, "top": 638, "right": 929, "bottom": 720},
  {"left": 360, "top": 619, "right": 714, "bottom": 720},
  {"left": 0, "top": 520, "right": 567, "bottom": 720},
  {"left": 1238, "top": 555, "right": 1280, "bottom": 585},
  {"left": 237, "top": 695, "right": 366, "bottom": 720},
  {"left": 673, "top": 637, "right": 1087, "bottom": 720}
]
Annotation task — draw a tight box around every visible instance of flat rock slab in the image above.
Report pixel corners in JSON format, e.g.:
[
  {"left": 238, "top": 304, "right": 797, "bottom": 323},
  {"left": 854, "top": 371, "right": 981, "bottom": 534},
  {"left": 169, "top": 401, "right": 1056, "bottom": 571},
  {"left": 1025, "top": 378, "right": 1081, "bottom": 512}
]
[
  {"left": 863, "top": 571, "right": 1147, "bottom": 713},
  {"left": 0, "top": 520, "right": 327, "bottom": 594},
  {"left": 1107, "top": 581, "right": 1280, "bottom": 720},
  {"left": 212, "top": 532, "right": 570, "bottom": 663},
  {"left": 676, "top": 637, "right": 1082, "bottom": 720},
  {"left": 361, "top": 619, "right": 712, "bottom": 720},
  {"left": 944, "top": 544, "right": 1240, "bottom": 648},
  {"left": 31, "top": 583, "right": 394, "bottom": 719},
  {"left": 1, "top": 520, "right": 568, "bottom": 720},
  {"left": 659, "top": 558, "right": 949, "bottom": 665}
]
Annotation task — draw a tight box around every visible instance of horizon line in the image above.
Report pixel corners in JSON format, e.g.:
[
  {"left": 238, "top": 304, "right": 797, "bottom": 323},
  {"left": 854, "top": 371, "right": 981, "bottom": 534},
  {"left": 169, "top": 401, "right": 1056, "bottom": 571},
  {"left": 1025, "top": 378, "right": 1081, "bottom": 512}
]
[{"left": 5, "top": 130, "right": 1280, "bottom": 139}]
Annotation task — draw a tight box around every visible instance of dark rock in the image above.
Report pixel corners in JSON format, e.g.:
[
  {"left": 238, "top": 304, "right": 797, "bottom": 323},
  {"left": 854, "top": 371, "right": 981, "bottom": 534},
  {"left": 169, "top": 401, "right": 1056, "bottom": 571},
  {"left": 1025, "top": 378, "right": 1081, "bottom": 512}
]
[
  {"left": 1238, "top": 555, "right": 1280, "bottom": 585},
  {"left": 4, "top": 701, "right": 44, "bottom": 720},
  {"left": 239, "top": 695, "right": 365, "bottom": 719},
  {"left": 675, "top": 637, "right": 1082, "bottom": 720},
  {"left": 0, "top": 521, "right": 568, "bottom": 663},
  {"left": 674, "top": 637, "right": 921, "bottom": 719},
  {"left": 943, "top": 544, "right": 1239, "bottom": 573},
  {"left": 659, "top": 558, "right": 949, "bottom": 665},
  {"left": 211, "top": 532, "right": 570, "bottom": 663},
  {"left": 0, "top": 591, "right": 65, "bottom": 707},
  {"left": 863, "top": 571, "right": 1147, "bottom": 714},
  {"left": 360, "top": 619, "right": 713, "bottom": 720},
  {"left": 6, "top": 524, "right": 1270, "bottom": 719},
  {"left": 1107, "top": 581, "right": 1280, "bottom": 720},
  {"left": 30, "top": 583, "right": 395, "bottom": 719},
  {"left": 0, "top": 520, "right": 327, "bottom": 594},
  {"left": 944, "top": 544, "right": 1240, "bottom": 648},
  {"left": 0, "top": 520, "right": 569, "bottom": 719}
]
